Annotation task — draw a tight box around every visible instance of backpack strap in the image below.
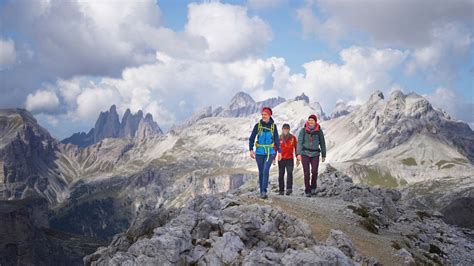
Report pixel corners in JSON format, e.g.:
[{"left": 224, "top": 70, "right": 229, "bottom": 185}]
[{"left": 255, "top": 122, "right": 275, "bottom": 161}]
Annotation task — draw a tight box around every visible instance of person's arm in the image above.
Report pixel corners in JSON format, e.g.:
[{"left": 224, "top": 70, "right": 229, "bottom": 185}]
[
  {"left": 293, "top": 135, "right": 298, "bottom": 156},
  {"left": 319, "top": 128, "right": 326, "bottom": 158},
  {"left": 273, "top": 126, "right": 281, "bottom": 153},
  {"left": 297, "top": 129, "right": 304, "bottom": 155},
  {"left": 249, "top": 124, "right": 258, "bottom": 151}
]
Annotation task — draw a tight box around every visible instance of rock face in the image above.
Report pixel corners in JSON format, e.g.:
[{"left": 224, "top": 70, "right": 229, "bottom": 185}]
[
  {"left": 84, "top": 195, "right": 369, "bottom": 265},
  {"left": 62, "top": 105, "right": 163, "bottom": 147},
  {"left": 93, "top": 105, "right": 121, "bottom": 142},
  {"left": 0, "top": 109, "right": 68, "bottom": 204},
  {"left": 316, "top": 164, "right": 474, "bottom": 265},
  {"left": 136, "top": 113, "right": 163, "bottom": 141},
  {"left": 324, "top": 90, "right": 474, "bottom": 184},
  {"left": 330, "top": 101, "right": 356, "bottom": 119},
  {"left": 120, "top": 109, "right": 143, "bottom": 138},
  {"left": 0, "top": 197, "right": 105, "bottom": 266},
  {"left": 440, "top": 197, "right": 474, "bottom": 229}
]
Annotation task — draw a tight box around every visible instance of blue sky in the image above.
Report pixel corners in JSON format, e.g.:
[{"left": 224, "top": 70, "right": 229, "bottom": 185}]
[{"left": 0, "top": 0, "right": 472, "bottom": 138}]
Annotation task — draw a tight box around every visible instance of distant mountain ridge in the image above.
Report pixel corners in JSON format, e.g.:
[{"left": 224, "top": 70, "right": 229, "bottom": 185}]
[{"left": 62, "top": 105, "right": 163, "bottom": 147}]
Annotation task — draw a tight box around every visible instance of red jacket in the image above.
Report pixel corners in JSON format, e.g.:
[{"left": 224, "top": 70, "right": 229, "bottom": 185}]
[{"left": 277, "top": 134, "right": 297, "bottom": 159}]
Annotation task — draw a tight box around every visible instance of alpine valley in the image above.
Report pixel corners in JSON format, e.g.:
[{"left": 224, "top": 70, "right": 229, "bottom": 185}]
[{"left": 1, "top": 90, "right": 473, "bottom": 265}]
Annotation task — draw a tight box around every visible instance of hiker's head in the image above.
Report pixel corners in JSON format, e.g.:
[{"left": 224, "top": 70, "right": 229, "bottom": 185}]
[
  {"left": 261, "top": 107, "right": 272, "bottom": 122},
  {"left": 308, "top": 114, "right": 317, "bottom": 127},
  {"left": 282, "top": 123, "right": 290, "bottom": 135}
]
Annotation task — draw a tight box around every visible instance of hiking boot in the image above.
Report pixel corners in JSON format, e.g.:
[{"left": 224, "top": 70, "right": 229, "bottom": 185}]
[
  {"left": 278, "top": 191, "right": 284, "bottom": 195},
  {"left": 311, "top": 188, "right": 317, "bottom": 196},
  {"left": 305, "top": 193, "right": 311, "bottom": 198},
  {"left": 286, "top": 189, "right": 292, "bottom": 196},
  {"left": 262, "top": 193, "right": 268, "bottom": 199}
]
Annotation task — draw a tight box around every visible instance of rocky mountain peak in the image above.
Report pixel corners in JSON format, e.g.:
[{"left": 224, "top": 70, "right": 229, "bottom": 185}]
[
  {"left": 228, "top": 91, "right": 255, "bottom": 110},
  {"left": 369, "top": 90, "right": 385, "bottom": 102},
  {"left": 136, "top": 113, "right": 163, "bottom": 141},
  {"left": 294, "top": 93, "right": 310, "bottom": 103},
  {"left": 62, "top": 105, "right": 162, "bottom": 147},
  {"left": 389, "top": 89, "right": 405, "bottom": 102}
]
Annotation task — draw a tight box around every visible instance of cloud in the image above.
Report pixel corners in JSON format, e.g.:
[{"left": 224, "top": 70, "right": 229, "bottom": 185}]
[
  {"left": 302, "top": 0, "right": 473, "bottom": 47},
  {"left": 27, "top": 45, "right": 408, "bottom": 137},
  {"left": 185, "top": 2, "right": 273, "bottom": 61},
  {"left": 285, "top": 46, "right": 409, "bottom": 106},
  {"left": 424, "top": 87, "right": 474, "bottom": 128},
  {"left": 0, "top": 0, "right": 163, "bottom": 107},
  {"left": 296, "top": 0, "right": 473, "bottom": 86},
  {"left": 25, "top": 90, "right": 60, "bottom": 113},
  {"left": 0, "top": 38, "right": 16, "bottom": 69},
  {"left": 405, "top": 23, "right": 472, "bottom": 83},
  {"left": 247, "top": 0, "right": 285, "bottom": 10}
]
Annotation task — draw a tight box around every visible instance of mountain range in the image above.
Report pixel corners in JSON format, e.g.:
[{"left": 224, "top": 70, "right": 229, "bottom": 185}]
[{"left": 0, "top": 90, "right": 473, "bottom": 265}]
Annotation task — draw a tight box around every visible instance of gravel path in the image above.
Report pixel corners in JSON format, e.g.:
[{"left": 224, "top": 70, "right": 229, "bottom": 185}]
[{"left": 241, "top": 186, "right": 404, "bottom": 265}]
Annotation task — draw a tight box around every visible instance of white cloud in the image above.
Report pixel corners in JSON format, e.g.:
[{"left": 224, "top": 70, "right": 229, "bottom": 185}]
[
  {"left": 303, "top": 0, "right": 473, "bottom": 47},
  {"left": 247, "top": 0, "right": 284, "bottom": 10},
  {"left": 25, "top": 90, "right": 60, "bottom": 113},
  {"left": 0, "top": 38, "right": 16, "bottom": 68},
  {"left": 296, "top": 0, "right": 473, "bottom": 85},
  {"left": 405, "top": 23, "right": 472, "bottom": 83},
  {"left": 424, "top": 87, "right": 474, "bottom": 128},
  {"left": 75, "top": 86, "right": 122, "bottom": 121},
  {"left": 286, "top": 46, "right": 408, "bottom": 106},
  {"left": 29, "top": 45, "right": 409, "bottom": 135},
  {"left": 185, "top": 2, "right": 273, "bottom": 61}
]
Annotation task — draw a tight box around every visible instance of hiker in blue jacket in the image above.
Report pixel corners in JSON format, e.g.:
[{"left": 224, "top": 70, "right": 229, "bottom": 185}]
[{"left": 249, "top": 107, "right": 281, "bottom": 199}]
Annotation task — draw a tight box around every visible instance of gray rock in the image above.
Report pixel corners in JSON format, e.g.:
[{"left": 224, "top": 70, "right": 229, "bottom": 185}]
[
  {"left": 395, "top": 248, "right": 415, "bottom": 265},
  {"left": 326, "top": 229, "right": 356, "bottom": 258}
]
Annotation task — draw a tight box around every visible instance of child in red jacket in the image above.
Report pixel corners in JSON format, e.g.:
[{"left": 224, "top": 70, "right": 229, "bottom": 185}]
[{"left": 274, "top": 123, "right": 299, "bottom": 195}]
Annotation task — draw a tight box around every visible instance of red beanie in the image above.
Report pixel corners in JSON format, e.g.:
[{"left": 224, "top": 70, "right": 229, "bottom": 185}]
[
  {"left": 308, "top": 114, "right": 317, "bottom": 121},
  {"left": 262, "top": 107, "right": 272, "bottom": 116}
]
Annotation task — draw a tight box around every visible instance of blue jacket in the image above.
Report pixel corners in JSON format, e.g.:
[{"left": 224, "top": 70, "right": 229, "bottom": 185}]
[{"left": 249, "top": 118, "right": 281, "bottom": 155}]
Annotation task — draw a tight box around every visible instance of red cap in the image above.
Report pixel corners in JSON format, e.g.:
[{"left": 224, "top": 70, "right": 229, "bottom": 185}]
[
  {"left": 262, "top": 107, "right": 272, "bottom": 116},
  {"left": 308, "top": 114, "right": 317, "bottom": 121}
]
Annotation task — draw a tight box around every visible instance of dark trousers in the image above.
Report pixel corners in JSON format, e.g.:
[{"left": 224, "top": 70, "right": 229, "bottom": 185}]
[
  {"left": 256, "top": 154, "right": 275, "bottom": 194},
  {"left": 301, "top": 155, "right": 319, "bottom": 193},
  {"left": 278, "top": 159, "right": 294, "bottom": 191}
]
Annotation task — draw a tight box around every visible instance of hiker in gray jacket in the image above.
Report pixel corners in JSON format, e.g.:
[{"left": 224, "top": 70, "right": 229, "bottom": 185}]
[{"left": 297, "top": 114, "right": 326, "bottom": 197}]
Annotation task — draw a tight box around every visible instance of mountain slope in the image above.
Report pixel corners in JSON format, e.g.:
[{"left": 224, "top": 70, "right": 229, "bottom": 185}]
[
  {"left": 321, "top": 90, "right": 474, "bottom": 184},
  {"left": 0, "top": 109, "right": 69, "bottom": 204}
]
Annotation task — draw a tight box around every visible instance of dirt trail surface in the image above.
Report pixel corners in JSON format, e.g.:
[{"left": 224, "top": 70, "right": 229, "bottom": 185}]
[{"left": 242, "top": 191, "right": 403, "bottom": 265}]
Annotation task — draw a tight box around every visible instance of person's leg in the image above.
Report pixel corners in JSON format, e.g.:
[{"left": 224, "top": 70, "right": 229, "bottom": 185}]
[
  {"left": 310, "top": 156, "right": 320, "bottom": 190},
  {"left": 278, "top": 160, "right": 285, "bottom": 193},
  {"left": 286, "top": 159, "right": 294, "bottom": 193},
  {"left": 301, "top": 155, "right": 311, "bottom": 194},
  {"left": 261, "top": 154, "right": 275, "bottom": 196},
  {"left": 255, "top": 155, "right": 265, "bottom": 195}
]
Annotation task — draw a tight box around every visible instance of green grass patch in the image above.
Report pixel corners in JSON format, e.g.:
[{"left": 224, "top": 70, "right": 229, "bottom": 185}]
[
  {"left": 441, "top": 163, "right": 455, "bottom": 169},
  {"left": 356, "top": 164, "right": 399, "bottom": 188},
  {"left": 401, "top": 157, "right": 417, "bottom": 166}
]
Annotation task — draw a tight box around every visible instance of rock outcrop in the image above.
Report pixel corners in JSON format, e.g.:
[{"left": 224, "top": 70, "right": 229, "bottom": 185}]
[
  {"left": 85, "top": 194, "right": 374, "bottom": 265},
  {"left": 62, "top": 105, "right": 163, "bottom": 147},
  {"left": 314, "top": 165, "right": 474, "bottom": 265}
]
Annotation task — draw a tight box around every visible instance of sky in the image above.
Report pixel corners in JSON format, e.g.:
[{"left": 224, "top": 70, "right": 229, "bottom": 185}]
[{"left": 0, "top": 0, "right": 473, "bottom": 139}]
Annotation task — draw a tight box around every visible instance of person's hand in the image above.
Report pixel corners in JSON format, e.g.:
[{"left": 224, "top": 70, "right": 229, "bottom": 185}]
[
  {"left": 296, "top": 158, "right": 300, "bottom": 167},
  {"left": 278, "top": 153, "right": 282, "bottom": 161},
  {"left": 297, "top": 155, "right": 302, "bottom": 161},
  {"left": 321, "top": 157, "right": 326, "bottom": 163},
  {"left": 250, "top": 151, "right": 255, "bottom": 159}
]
